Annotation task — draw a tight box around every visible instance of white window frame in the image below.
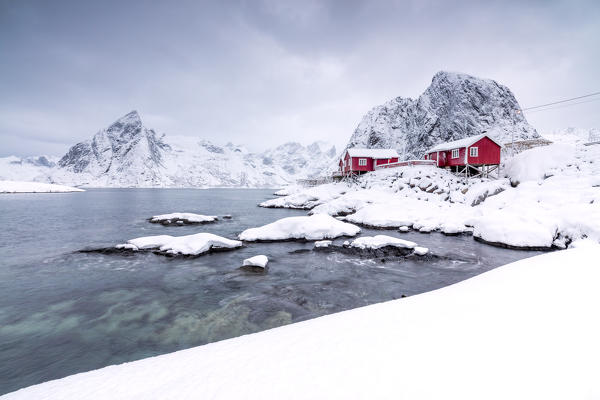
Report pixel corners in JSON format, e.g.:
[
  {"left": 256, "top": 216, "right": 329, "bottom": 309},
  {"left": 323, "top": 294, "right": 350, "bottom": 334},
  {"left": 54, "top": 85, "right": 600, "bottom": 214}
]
[
  {"left": 358, "top": 158, "right": 367, "bottom": 166},
  {"left": 469, "top": 147, "right": 478, "bottom": 157},
  {"left": 451, "top": 149, "right": 460, "bottom": 159}
]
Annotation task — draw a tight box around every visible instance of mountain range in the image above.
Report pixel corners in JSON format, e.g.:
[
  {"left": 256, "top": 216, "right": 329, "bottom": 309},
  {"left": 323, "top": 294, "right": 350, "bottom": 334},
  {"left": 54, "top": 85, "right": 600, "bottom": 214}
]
[{"left": 0, "top": 111, "right": 337, "bottom": 188}]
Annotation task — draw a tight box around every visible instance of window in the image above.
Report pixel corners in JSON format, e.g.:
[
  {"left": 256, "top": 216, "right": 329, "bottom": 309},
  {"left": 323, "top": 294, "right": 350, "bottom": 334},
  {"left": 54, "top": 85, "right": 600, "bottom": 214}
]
[
  {"left": 451, "top": 149, "right": 459, "bottom": 159},
  {"left": 469, "top": 147, "right": 478, "bottom": 157},
  {"left": 358, "top": 158, "right": 367, "bottom": 166}
]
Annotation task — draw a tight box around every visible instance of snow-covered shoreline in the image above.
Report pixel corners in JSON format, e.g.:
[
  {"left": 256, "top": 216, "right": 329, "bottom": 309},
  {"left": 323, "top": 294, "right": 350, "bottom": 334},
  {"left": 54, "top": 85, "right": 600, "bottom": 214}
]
[
  {"left": 0, "top": 180, "right": 84, "bottom": 193},
  {"left": 263, "top": 142, "right": 600, "bottom": 250},
  {"left": 4, "top": 245, "right": 599, "bottom": 399}
]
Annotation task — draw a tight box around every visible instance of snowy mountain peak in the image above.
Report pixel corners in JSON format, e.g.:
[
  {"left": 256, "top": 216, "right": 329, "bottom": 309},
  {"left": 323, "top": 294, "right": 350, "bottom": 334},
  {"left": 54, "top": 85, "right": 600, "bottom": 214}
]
[{"left": 346, "top": 71, "right": 539, "bottom": 159}]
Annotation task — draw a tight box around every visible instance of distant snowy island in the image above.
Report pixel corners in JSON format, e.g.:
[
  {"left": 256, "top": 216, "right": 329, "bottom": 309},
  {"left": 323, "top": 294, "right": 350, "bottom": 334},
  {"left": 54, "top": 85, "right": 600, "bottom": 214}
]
[{"left": 0, "top": 180, "right": 84, "bottom": 194}]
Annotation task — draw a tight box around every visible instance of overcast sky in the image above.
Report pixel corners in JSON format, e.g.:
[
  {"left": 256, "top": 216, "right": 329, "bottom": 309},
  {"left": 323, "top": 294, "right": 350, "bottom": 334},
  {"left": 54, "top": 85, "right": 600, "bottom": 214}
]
[{"left": 1, "top": 0, "right": 599, "bottom": 157}]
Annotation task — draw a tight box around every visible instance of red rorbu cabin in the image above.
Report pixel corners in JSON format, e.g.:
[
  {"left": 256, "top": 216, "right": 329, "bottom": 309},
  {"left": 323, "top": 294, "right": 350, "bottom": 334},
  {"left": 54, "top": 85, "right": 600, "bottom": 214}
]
[
  {"left": 424, "top": 134, "right": 502, "bottom": 177},
  {"left": 340, "top": 148, "right": 399, "bottom": 176}
]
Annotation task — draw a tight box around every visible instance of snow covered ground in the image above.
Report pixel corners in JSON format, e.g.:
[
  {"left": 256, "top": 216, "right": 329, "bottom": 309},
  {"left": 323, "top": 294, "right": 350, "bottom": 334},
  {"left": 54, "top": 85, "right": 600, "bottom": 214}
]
[
  {"left": 4, "top": 245, "right": 599, "bottom": 400},
  {"left": 266, "top": 140, "right": 600, "bottom": 250},
  {"left": 0, "top": 180, "right": 84, "bottom": 193}
]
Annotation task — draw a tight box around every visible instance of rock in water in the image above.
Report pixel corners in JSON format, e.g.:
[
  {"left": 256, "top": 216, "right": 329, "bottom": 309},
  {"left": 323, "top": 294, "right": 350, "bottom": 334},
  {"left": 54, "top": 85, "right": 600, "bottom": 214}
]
[
  {"left": 241, "top": 255, "right": 269, "bottom": 272},
  {"left": 345, "top": 71, "right": 539, "bottom": 160}
]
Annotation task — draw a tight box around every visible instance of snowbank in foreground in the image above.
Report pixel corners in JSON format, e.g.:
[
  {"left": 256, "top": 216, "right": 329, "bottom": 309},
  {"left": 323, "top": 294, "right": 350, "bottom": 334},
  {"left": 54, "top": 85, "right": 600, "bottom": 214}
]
[
  {"left": 5, "top": 246, "right": 599, "bottom": 400},
  {"left": 0, "top": 180, "right": 84, "bottom": 193},
  {"left": 239, "top": 214, "right": 360, "bottom": 241},
  {"left": 116, "top": 233, "right": 242, "bottom": 256}
]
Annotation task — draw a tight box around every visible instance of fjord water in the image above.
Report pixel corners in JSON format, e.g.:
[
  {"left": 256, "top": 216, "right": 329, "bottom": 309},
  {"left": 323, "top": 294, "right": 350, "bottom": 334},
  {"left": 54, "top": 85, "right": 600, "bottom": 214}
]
[{"left": 0, "top": 189, "right": 541, "bottom": 395}]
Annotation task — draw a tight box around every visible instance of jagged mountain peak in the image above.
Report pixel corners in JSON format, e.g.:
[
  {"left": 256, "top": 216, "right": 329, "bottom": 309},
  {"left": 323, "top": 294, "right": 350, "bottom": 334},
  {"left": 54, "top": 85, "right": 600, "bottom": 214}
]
[{"left": 346, "top": 71, "right": 538, "bottom": 159}]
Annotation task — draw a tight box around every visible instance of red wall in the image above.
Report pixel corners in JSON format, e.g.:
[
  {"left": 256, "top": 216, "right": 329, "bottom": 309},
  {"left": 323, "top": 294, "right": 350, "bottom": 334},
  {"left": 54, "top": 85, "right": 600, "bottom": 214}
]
[
  {"left": 351, "top": 156, "right": 374, "bottom": 172},
  {"left": 375, "top": 157, "right": 398, "bottom": 166},
  {"left": 467, "top": 137, "right": 501, "bottom": 165}
]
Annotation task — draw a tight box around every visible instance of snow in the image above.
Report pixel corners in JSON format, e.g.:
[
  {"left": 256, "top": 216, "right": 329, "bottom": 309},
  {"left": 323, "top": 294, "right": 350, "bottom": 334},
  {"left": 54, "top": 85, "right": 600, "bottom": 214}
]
[
  {"left": 0, "top": 180, "right": 84, "bottom": 193},
  {"left": 413, "top": 246, "right": 429, "bottom": 255},
  {"left": 5, "top": 246, "right": 599, "bottom": 400},
  {"left": 239, "top": 214, "right": 361, "bottom": 241},
  {"left": 263, "top": 140, "right": 600, "bottom": 249},
  {"left": 346, "top": 148, "right": 399, "bottom": 158},
  {"left": 504, "top": 143, "right": 576, "bottom": 184},
  {"left": 150, "top": 213, "right": 218, "bottom": 224},
  {"left": 350, "top": 235, "right": 417, "bottom": 250},
  {"left": 0, "top": 111, "right": 338, "bottom": 188},
  {"left": 242, "top": 255, "right": 269, "bottom": 268},
  {"left": 116, "top": 233, "right": 242, "bottom": 256},
  {"left": 314, "top": 240, "right": 333, "bottom": 248},
  {"left": 398, "top": 226, "right": 410, "bottom": 232},
  {"left": 260, "top": 183, "right": 347, "bottom": 209}
]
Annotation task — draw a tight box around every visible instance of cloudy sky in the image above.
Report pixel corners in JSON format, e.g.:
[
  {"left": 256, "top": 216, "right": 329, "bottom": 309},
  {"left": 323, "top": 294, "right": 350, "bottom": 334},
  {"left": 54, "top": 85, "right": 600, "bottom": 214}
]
[{"left": 1, "top": 0, "right": 599, "bottom": 157}]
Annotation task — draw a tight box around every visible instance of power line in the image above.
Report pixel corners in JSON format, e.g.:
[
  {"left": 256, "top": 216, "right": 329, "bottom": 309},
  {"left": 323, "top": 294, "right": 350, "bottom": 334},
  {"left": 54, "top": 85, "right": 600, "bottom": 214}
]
[
  {"left": 522, "top": 91, "right": 600, "bottom": 111},
  {"left": 525, "top": 97, "right": 600, "bottom": 114}
]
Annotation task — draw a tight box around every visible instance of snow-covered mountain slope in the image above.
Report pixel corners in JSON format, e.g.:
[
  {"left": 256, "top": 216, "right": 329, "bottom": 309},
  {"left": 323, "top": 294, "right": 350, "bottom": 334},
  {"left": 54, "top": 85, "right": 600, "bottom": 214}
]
[
  {"left": 0, "top": 111, "right": 337, "bottom": 188},
  {"left": 346, "top": 71, "right": 539, "bottom": 159},
  {"left": 544, "top": 127, "right": 600, "bottom": 145}
]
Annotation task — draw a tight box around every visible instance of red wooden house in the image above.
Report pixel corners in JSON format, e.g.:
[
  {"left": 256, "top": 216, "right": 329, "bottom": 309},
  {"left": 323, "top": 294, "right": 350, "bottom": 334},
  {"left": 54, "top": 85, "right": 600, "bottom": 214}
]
[
  {"left": 424, "top": 134, "right": 502, "bottom": 177},
  {"left": 340, "top": 148, "right": 399, "bottom": 176}
]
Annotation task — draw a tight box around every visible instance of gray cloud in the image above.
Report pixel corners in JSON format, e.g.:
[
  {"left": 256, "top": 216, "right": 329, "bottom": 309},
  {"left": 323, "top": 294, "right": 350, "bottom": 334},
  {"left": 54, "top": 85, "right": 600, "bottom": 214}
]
[{"left": 1, "top": 0, "right": 599, "bottom": 156}]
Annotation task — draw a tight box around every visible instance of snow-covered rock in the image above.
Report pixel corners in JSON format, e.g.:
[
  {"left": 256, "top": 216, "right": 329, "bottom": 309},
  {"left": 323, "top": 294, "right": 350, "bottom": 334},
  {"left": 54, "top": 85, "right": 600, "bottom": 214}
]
[
  {"left": 314, "top": 240, "right": 333, "bottom": 248},
  {"left": 0, "top": 180, "right": 84, "bottom": 193},
  {"left": 504, "top": 143, "right": 576, "bottom": 185},
  {"left": 413, "top": 246, "right": 429, "bottom": 256},
  {"left": 239, "top": 214, "right": 361, "bottom": 241},
  {"left": 345, "top": 71, "right": 539, "bottom": 160},
  {"left": 149, "top": 213, "right": 218, "bottom": 225},
  {"left": 350, "top": 235, "right": 417, "bottom": 250},
  {"left": 116, "top": 233, "right": 242, "bottom": 256},
  {"left": 8, "top": 246, "right": 599, "bottom": 400},
  {"left": 242, "top": 255, "right": 269, "bottom": 269}
]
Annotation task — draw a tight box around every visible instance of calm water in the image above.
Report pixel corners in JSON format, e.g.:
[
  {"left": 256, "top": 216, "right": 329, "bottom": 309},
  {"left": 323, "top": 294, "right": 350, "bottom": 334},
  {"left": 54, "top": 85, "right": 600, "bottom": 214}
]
[{"left": 0, "top": 188, "right": 542, "bottom": 395}]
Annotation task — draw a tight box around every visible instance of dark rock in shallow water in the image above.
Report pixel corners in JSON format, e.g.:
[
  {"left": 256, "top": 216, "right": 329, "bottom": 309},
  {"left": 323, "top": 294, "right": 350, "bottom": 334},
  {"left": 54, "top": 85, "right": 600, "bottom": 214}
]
[
  {"left": 473, "top": 236, "right": 553, "bottom": 251},
  {"left": 239, "top": 265, "right": 268, "bottom": 273},
  {"left": 148, "top": 217, "right": 218, "bottom": 226}
]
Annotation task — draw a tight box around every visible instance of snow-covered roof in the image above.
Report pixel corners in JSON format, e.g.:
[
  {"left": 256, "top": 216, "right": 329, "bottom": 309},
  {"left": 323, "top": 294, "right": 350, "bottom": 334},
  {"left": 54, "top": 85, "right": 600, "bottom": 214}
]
[
  {"left": 427, "top": 134, "right": 502, "bottom": 153},
  {"left": 346, "top": 148, "right": 399, "bottom": 159}
]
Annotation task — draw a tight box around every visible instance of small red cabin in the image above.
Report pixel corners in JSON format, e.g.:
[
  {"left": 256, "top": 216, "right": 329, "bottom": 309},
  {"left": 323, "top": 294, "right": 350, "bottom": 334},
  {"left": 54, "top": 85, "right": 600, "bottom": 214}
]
[
  {"left": 424, "top": 134, "right": 502, "bottom": 177},
  {"left": 340, "top": 148, "right": 399, "bottom": 176}
]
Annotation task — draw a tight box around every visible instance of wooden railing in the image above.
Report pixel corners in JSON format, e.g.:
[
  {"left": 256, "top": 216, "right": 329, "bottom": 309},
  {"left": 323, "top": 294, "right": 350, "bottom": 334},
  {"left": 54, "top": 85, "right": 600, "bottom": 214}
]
[{"left": 374, "top": 159, "right": 436, "bottom": 170}]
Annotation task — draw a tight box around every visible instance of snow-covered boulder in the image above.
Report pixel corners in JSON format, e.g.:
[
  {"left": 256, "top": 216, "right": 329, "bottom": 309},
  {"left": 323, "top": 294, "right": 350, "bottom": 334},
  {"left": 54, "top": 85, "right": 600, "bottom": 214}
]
[
  {"left": 149, "top": 213, "right": 218, "bottom": 225},
  {"left": 350, "top": 235, "right": 417, "bottom": 250},
  {"left": 314, "top": 240, "right": 333, "bottom": 248},
  {"left": 116, "top": 233, "right": 242, "bottom": 256},
  {"left": 414, "top": 246, "right": 429, "bottom": 256},
  {"left": 239, "top": 214, "right": 360, "bottom": 241},
  {"left": 0, "top": 180, "right": 84, "bottom": 193},
  {"left": 241, "top": 255, "right": 269, "bottom": 272},
  {"left": 472, "top": 211, "right": 558, "bottom": 250},
  {"left": 504, "top": 144, "right": 575, "bottom": 185}
]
